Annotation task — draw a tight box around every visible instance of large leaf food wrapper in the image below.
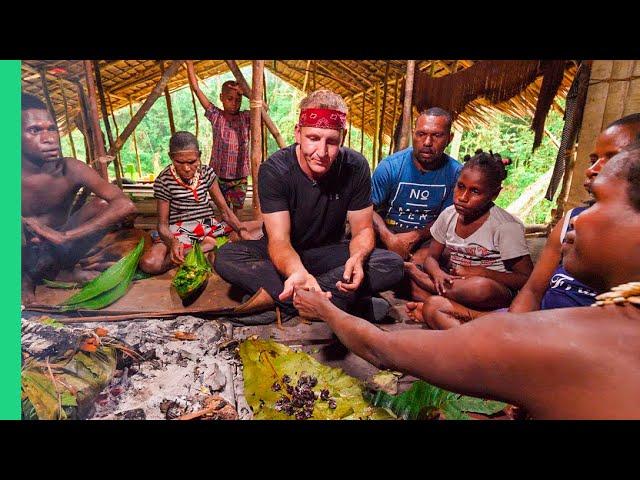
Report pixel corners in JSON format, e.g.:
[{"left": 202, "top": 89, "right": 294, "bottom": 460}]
[{"left": 172, "top": 241, "right": 213, "bottom": 300}]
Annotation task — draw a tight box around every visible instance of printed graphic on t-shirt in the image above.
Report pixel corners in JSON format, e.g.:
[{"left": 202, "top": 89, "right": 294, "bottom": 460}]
[
  {"left": 389, "top": 182, "right": 447, "bottom": 228},
  {"left": 448, "top": 241, "right": 501, "bottom": 268},
  {"left": 549, "top": 272, "right": 598, "bottom": 298}
]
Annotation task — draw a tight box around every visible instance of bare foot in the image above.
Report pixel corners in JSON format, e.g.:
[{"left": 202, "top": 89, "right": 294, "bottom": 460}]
[
  {"left": 405, "top": 301, "right": 425, "bottom": 322},
  {"left": 21, "top": 277, "right": 36, "bottom": 305}
]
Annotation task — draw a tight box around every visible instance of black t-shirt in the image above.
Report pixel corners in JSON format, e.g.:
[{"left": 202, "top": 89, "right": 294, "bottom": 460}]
[{"left": 258, "top": 144, "right": 372, "bottom": 251}]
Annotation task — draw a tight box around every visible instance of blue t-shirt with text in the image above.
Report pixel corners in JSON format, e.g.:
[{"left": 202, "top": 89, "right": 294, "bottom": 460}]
[{"left": 371, "top": 148, "right": 462, "bottom": 230}]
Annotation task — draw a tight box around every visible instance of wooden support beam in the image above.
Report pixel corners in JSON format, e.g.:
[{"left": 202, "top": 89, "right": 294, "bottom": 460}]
[
  {"left": 107, "top": 60, "right": 183, "bottom": 157},
  {"left": 225, "top": 60, "right": 287, "bottom": 149},
  {"left": 302, "top": 59, "right": 311, "bottom": 93},
  {"left": 93, "top": 60, "right": 122, "bottom": 187},
  {"left": 389, "top": 75, "right": 399, "bottom": 156},
  {"left": 189, "top": 76, "right": 200, "bottom": 140},
  {"left": 106, "top": 92, "right": 125, "bottom": 179},
  {"left": 159, "top": 61, "right": 176, "bottom": 135},
  {"left": 56, "top": 78, "right": 77, "bottom": 158},
  {"left": 377, "top": 61, "right": 390, "bottom": 163},
  {"left": 39, "top": 68, "right": 57, "bottom": 126},
  {"left": 73, "top": 80, "right": 93, "bottom": 165},
  {"left": 83, "top": 61, "right": 109, "bottom": 179},
  {"left": 128, "top": 96, "right": 143, "bottom": 178},
  {"left": 250, "top": 61, "right": 264, "bottom": 216},
  {"left": 398, "top": 60, "right": 416, "bottom": 151},
  {"left": 372, "top": 82, "right": 380, "bottom": 168}
]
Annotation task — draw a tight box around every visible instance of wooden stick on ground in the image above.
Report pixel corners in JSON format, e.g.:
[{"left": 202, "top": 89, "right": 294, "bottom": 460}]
[{"left": 276, "top": 306, "right": 283, "bottom": 330}]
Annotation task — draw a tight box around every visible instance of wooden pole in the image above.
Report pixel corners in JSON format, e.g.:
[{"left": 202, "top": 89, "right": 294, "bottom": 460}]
[
  {"left": 398, "top": 60, "right": 416, "bottom": 151},
  {"left": 82, "top": 61, "right": 109, "bottom": 180},
  {"left": 92, "top": 61, "right": 122, "bottom": 187},
  {"left": 56, "top": 77, "right": 77, "bottom": 159},
  {"left": 128, "top": 96, "right": 143, "bottom": 179},
  {"left": 74, "top": 81, "right": 93, "bottom": 165},
  {"left": 360, "top": 91, "right": 365, "bottom": 154},
  {"left": 189, "top": 76, "right": 199, "bottom": 140},
  {"left": 106, "top": 92, "right": 125, "bottom": 179},
  {"left": 372, "top": 82, "right": 380, "bottom": 168},
  {"left": 347, "top": 120, "right": 351, "bottom": 148},
  {"left": 108, "top": 60, "right": 183, "bottom": 157},
  {"left": 159, "top": 61, "right": 176, "bottom": 135},
  {"left": 262, "top": 70, "right": 268, "bottom": 161},
  {"left": 377, "top": 61, "right": 390, "bottom": 163},
  {"left": 389, "top": 75, "right": 399, "bottom": 156},
  {"left": 225, "top": 60, "right": 287, "bottom": 149},
  {"left": 250, "top": 61, "right": 264, "bottom": 215},
  {"left": 302, "top": 59, "right": 311, "bottom": 93},
  {"left": 39, "top": 68, "right": 57, "bottom": 126}
]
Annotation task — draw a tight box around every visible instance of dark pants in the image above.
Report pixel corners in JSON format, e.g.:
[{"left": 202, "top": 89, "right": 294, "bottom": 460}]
[{"left": 214, "top": 239, "right": 404, "bottom": 320}]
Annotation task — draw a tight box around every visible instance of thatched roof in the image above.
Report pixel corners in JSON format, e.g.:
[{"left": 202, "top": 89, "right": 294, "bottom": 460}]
[{"left": 21, "top": 59, "right": 576, "bottom": 141}]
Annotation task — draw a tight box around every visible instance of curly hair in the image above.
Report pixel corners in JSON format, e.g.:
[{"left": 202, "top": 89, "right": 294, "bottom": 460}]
[{"left": 461, "top": 149, "right": 508, "bottom": 191}]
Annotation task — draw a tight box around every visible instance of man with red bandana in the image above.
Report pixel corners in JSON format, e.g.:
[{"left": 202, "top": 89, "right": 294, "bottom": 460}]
[{"left": 214, "top": 90, "right": 404, "bottom": 324}]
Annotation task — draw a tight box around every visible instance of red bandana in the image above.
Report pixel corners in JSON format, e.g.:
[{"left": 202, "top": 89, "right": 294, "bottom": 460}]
[{"left": 298, "top": 108, "right": 347, "bottom": 130}]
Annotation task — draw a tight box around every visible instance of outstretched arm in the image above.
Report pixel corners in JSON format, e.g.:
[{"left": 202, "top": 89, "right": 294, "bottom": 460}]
[
  {"left": 294, "top": 288, "right": 538, "bottom": 404},
  {"left": 186, "top": 60, "right": 213, "bottom": 111}
]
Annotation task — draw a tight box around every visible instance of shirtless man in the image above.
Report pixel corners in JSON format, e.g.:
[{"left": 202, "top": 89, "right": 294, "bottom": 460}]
[
  {"left": 21, "top": 93, "right": 137, "bottom": 304},
  {"left": 293, "top": 144, "right": 640, "bottom": 419}
]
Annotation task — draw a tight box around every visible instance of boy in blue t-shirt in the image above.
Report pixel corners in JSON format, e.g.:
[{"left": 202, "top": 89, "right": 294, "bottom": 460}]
[{"left": 372, "top": 108, "right": 462, "bottom": 263}]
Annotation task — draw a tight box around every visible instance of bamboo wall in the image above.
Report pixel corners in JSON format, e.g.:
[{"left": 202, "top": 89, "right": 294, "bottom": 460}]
[{"left": 565, "top": 60, "right": 640, "bottom": 210}]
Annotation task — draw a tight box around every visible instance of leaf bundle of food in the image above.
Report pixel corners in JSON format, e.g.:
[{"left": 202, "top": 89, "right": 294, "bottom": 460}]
[
  {"left": 239, "top": 338, "right": 392, "bottom": 420},
  {"left": 366, "top": 380, "right": 507, "bottom": 420},
  {"left": 172, "top": 241, "right": 212, "bottom": 300},
  {"left": 58, "top": 238, "right": 145, "bottom": 311}
]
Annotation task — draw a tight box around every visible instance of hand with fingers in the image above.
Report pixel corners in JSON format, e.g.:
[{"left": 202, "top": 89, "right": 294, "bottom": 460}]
[
  {"left": 336, "top": 255, "right": 365, "bottom": 293},
  {"left": 279, "top": 270, "right": 331, "bottom": 302},
  {"left": 293, "top": 286, "right": 333, "bottom": 321},
  {"left": 169, "top": 240, "right": 185, "bottom": 265},
  {"left": 431, "top": 270, "right": 464, "bottom": 296}
]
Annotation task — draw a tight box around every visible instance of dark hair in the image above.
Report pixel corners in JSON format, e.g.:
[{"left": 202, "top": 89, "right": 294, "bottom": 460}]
[
  {"left": 221, "top": 80, "right": 240, "bottom": 93},
  {"left": 611, "top": 142, "right": 640, "bottom": 212},
  {"left": 462, "top": 149, "right": 507, "bottom": 191},
  {"left": 169, "top": 131, "right": 200, "bottom": 152},
  {"left": 418, "top": 107, "right": 453, "bottom": 130},
  {"left": 607, "top": 112, "right": 640, "bottom": 129},
  {"left": 22, "top": 93, "right": 47, "bottom": 111}
]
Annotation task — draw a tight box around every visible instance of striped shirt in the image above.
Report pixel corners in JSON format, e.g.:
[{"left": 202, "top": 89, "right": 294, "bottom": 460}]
[
  {"left": 153, "top": 164, "right": 218, "bottom": 224},
  {"left": 205, "top": 105, "right": 251, "bottom": 179}
]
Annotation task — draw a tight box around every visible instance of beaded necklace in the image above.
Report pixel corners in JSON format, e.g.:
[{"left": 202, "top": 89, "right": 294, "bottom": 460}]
[
  {"left": 169, "top": 165, "right": 201, "bottom": 201},
  {"left": 592, "top": 282, "right": 640, "bottom": 307}
]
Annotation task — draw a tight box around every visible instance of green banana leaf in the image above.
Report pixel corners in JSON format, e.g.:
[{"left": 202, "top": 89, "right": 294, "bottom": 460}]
[
  {"left": 58, "top": 238, "right": 145, "bottom": 311},
  {"left": 239, "top": 339, "right": 393, "bottom": 420},
  {"left": 172, "top": 241, "right": 212, "bottom": 300},
  {"left": 366, "top": 380, "right": 507, "bottom": 420},
  {"left": 60, "top": 238, "right": 144, "bottom": 307}
]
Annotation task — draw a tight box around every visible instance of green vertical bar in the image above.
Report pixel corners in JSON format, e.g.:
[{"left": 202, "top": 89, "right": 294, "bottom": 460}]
[{"left": 0, "top": 60, "right": 22, "bottom": 419}]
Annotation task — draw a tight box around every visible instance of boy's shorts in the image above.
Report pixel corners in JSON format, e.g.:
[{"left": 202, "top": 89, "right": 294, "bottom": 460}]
[
  {"left": 218, "top": 177, "right": 248, "bottom": 209},
  {"left": 151, "top": 217, "right": 233, "bottom": 249}
]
